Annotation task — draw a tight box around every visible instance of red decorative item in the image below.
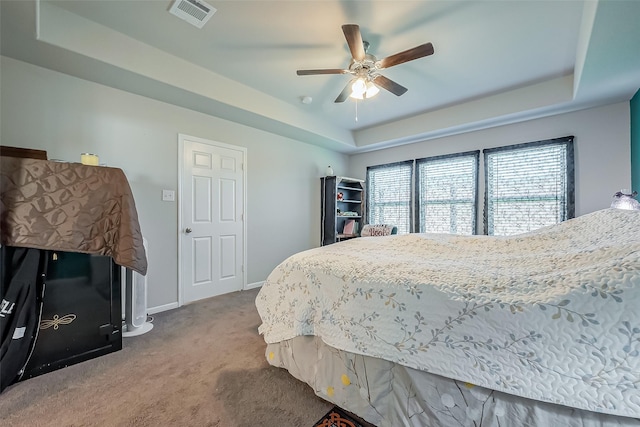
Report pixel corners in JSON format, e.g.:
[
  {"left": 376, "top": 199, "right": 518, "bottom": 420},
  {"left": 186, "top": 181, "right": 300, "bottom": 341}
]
[{"left": 337, "top": 192, "right": 344, "bottom": 201}]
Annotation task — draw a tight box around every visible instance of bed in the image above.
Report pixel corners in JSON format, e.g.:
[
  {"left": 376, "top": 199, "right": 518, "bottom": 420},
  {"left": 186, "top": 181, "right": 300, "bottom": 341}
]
[{"left": 255, "top": 208, "right": 640, "bottom": 426}]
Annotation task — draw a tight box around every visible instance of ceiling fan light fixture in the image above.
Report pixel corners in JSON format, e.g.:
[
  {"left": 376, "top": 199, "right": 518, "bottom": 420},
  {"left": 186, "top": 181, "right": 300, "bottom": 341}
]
[
  {"left": 349, "top": 78, "right": 379, "bottom": 100},
  {"left": 365, "top": 81, "right": 379, "bottom": 98},
  {"left": 350, "top": 78, "right": 367, "bottom": 98}
]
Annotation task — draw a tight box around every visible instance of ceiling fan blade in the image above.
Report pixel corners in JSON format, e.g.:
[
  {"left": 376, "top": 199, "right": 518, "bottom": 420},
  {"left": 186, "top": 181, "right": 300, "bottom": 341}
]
[
  {"left": 335, "top": 79, "right": 354, "bottom": 103},
  {"left": 378, "top": 42, "right": 434, "bottom": 69},
  {"left": 342, "top": 24, "right": 365, "bottom": 61},
  {"left": 297, "top": 69, "right": 349, "bottom": 76},
  {"left": 373, "top": 75, "right": 408, "bottom": 96}
]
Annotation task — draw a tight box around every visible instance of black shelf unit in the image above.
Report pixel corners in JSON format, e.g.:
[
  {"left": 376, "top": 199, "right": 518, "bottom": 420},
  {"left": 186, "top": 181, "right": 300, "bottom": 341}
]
[{"left": 321, "top": 176, "right": 365, "bottom": 245}]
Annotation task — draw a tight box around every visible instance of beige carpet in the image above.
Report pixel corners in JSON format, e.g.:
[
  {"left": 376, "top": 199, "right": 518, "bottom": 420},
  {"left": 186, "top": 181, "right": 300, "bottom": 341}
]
[{"left": 0, "top": 288, "right": 333, "bottom": 426}]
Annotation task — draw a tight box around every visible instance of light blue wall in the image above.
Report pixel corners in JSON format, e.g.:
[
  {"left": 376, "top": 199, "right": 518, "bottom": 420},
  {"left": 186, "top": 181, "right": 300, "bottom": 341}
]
[
  {"left": 0, "top": 56, "right": 349, "bottom": 311},
  {"left": 631, "top": 89, "right": 640, "bottom": 192},
  {"left": 349, "top": 102, "right": 632, "bottom": 217}
]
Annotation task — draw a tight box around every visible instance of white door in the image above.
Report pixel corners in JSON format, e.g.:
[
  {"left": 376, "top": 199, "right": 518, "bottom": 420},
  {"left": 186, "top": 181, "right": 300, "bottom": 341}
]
[{"left": 180, "top": 135, "right": 245, "bottom": 304}]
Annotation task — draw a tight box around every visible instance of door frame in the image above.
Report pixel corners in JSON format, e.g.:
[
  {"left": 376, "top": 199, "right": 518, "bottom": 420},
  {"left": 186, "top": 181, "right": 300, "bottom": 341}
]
[{"left": 177, "top": 133, "right": 247, "bottom": 307}]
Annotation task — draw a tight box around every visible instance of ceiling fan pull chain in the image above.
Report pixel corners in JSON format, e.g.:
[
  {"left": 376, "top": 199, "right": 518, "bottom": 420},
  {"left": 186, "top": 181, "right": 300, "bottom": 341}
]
[{"left": 355, "top": 99, "right": 359, "bottom": 122}]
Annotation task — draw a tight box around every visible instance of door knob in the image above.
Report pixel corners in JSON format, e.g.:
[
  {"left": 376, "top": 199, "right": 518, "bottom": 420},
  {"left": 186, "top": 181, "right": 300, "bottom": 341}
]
[{"left": 185, "top": 228, "right": 192, "bottom": 234}]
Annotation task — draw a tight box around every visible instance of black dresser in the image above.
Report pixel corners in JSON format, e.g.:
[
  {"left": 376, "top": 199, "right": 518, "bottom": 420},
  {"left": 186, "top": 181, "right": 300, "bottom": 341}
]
[{"left": 21, "top": 250, "right": 122, "bottom": 380}]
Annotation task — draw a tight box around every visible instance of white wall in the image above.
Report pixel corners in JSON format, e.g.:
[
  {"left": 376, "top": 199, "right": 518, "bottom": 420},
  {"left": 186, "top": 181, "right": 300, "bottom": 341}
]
[
  {"left": 0, "top": 56, "right": 348, "bottom": 311},
  {"left": 349, "top": 102, "right": 632, "bottom": 226}
]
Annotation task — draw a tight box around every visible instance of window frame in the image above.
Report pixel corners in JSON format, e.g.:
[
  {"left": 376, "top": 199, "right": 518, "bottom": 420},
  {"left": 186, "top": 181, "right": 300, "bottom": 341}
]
[
  {"left": 366, "top": 160, "right": 415, "bottom": 234},
  {"left": 414, "top": 150, "right": 480, "bottom": 235},
  {"left": 482, "top": 136, "right": 575, "bottom": 236}
]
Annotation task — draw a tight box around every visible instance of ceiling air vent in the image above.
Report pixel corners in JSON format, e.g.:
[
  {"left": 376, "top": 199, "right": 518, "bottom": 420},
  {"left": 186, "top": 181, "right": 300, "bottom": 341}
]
[{"left": 169, "top": 0, "right": 216, "bottom": 29}]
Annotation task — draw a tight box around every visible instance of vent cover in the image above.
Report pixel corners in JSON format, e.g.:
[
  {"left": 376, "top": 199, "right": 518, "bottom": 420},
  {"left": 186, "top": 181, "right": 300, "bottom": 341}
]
[{"left": 169, "top": 0, "right": 216, "bottom": 29}]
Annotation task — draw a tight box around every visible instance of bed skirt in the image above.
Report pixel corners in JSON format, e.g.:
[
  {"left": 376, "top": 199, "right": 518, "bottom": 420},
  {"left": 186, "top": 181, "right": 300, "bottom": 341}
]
[{"left": 265, "top": 336, "right": 640, "bottom": 427}]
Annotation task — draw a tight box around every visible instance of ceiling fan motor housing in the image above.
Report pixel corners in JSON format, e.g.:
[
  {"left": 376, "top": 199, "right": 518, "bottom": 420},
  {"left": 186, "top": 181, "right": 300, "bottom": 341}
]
[{"left": 350, "top": 53, "right": 379, "bottom": 79}]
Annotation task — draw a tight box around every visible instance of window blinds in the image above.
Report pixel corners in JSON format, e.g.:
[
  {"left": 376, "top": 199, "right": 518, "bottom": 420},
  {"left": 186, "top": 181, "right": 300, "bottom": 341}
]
[
  {"left": 484, "top": 137, "right": 574, "bottom": 236},
  {"left": 416, "top": 152, "right": 479, "bottom": 235},
  {"left": 367, "top": 161, "right": 413, "bottom": 234}
]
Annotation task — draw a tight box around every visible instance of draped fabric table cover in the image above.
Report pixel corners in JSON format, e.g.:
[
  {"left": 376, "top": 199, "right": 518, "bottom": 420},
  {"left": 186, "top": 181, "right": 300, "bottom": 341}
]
[{"left": 1, "top": 157, "right": 147, "bottom": 275}]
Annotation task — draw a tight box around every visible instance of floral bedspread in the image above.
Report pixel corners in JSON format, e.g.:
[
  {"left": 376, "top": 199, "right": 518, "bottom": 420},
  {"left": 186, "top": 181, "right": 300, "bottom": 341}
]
[{"left": 256, "top": 209, "right": 640, "bottom": 418}]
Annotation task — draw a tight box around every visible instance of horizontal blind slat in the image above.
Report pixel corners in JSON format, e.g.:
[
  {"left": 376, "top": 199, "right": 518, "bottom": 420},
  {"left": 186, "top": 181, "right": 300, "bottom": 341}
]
[
  {"left": 368, "top": 163, "right": 413, "bottom": 234},
  {"left": 417, "top": 153, "right": 477, "bottom": 234},
  {"left": 486, "top": 142, "right": 569, "bottom": 236}
]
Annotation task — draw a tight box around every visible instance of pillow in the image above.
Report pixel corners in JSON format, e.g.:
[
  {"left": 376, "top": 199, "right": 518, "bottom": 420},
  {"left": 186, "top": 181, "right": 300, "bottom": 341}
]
[{"left": 361, "top": 224, "right": 396, "bottom": 237}]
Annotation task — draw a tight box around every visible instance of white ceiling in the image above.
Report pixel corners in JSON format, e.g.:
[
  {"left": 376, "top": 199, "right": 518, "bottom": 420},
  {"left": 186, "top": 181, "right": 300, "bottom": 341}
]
[{"left": 2, "top": 0, "right": 640, "bottom": 153}]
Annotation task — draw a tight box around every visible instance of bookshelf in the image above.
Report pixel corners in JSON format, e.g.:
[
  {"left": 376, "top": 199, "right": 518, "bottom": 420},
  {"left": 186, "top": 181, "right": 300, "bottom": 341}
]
[{"left": 320, "top": 176, "right": 365, "bottom": 245}]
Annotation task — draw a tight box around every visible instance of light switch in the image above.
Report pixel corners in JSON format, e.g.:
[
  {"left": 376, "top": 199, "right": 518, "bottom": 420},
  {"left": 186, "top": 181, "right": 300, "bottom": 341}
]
[{"left": 162, "top": 189, "right": 175, "bottom": 202}]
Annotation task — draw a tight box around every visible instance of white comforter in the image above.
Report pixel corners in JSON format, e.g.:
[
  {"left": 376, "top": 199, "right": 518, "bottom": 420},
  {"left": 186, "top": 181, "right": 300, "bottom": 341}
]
[{"left": 256, "top": 209, "right": 640, "bottom": 418}]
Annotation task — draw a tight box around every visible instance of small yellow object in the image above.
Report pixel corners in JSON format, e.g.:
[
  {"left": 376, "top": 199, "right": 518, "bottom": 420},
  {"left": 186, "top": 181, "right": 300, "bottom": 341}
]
[
  {"left": 341, "top": 374, "right": 351, "bottom": 386},
  {"left": 327, "top": 386, "right": 334, "bottom": 397},
  {"left": 80, "top": 153, "right": 99, "bottom": 166},
  {"left": 268, "top": 351, "right": 275, "bottom": 360},
  {"left": 464, "top": 382, "right": 475, "bottom": 389}
]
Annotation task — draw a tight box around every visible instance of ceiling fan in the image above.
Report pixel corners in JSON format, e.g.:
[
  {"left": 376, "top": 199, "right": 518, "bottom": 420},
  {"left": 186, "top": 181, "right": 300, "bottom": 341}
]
[{"left": 297, "top": 24, "right": 435, "bottom": 103}]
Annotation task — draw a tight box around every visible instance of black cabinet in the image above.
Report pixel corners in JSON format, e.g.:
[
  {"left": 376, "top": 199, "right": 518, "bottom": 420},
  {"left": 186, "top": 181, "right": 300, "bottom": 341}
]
[
  {"left": 21, "top": 251, "right": 122, "bottom": 380},
  {"left": 321, "top": 176, "right": 365, "bottom": 245}
]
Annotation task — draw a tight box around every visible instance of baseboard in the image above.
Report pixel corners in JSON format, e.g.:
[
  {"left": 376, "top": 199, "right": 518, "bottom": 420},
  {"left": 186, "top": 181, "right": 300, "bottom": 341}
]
[
  {"left": 147, "top": 284, "right": 262, "bottom": 314},
  {"left": 244, "top": 281, "right": 264, "bottom": 290},
  {"left": 147, "top": 301, "right": 179, "bottom": 315}
]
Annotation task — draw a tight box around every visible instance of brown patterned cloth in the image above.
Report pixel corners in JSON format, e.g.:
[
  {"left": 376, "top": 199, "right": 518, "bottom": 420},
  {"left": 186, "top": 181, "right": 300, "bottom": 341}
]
[{"left": 1, "top": 157, "right": 147, "bottom": 275}]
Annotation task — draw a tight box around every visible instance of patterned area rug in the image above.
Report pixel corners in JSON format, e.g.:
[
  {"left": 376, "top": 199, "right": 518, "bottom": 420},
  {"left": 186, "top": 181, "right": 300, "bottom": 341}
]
[{"left": 312, "top": 406, "right": 375, "bottom": 427}]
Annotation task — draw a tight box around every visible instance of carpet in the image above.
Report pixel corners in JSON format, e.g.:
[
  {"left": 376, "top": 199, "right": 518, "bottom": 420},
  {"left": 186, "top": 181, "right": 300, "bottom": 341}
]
[
  {"left": 313, "top": 406, "right": 375, "bottom": 427},
  {"left": 0, "top": 288, "right": 334, "bottom": 426}
]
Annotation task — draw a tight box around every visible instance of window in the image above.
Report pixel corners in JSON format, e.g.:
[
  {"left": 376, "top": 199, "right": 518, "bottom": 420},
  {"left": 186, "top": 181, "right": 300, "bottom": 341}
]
[
  {"left": 367, "top": 161, "right": 413, "bottom": 234},
  {"left": 365, "top": 136, "right": 574, "bottom": 237},
  {"left": 416, "top": 151, "right": 479, "bottom": 234},
  {"left": 484, "top": 136, "right": 575, "bottom": 236}
]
